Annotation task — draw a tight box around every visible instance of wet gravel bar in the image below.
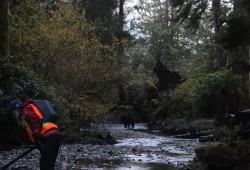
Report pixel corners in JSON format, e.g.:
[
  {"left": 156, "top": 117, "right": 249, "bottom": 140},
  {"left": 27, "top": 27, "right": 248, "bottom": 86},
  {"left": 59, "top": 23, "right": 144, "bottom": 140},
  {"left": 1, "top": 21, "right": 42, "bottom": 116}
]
[{"left": 0, "top": 124, "right": 204, "bottom": 170}]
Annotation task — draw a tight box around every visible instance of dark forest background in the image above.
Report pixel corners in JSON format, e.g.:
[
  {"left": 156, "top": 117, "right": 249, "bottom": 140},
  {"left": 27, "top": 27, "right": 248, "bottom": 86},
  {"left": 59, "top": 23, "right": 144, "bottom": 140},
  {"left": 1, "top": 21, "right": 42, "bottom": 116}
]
[{"left": 0, "top": 0, "right": 250, "bottom": 148}]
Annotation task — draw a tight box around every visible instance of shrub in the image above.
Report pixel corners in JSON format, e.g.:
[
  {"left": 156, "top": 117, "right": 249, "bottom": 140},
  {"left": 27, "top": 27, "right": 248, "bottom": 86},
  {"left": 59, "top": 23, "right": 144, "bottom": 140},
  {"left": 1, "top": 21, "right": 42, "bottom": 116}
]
[
  {"left": 189, "top": 69, "right": 242, "bottom": 117},
  {"left": 195, "top": 143, "right": 236, "bottom": 169},
  {"left": 195, "top": 142, "right": 250, "bottom": 169},
  {"left": 0, "top": 64, "right": 73, "bottom": 145},
  {"left": 168, "top": 69, "right": 242, "bottom": 118},
  {"left": 168, "top": 78, "right": 197, "bottom": 118},
  {"left": 0, "top": 64, "right": 46, "bottom": 98}
]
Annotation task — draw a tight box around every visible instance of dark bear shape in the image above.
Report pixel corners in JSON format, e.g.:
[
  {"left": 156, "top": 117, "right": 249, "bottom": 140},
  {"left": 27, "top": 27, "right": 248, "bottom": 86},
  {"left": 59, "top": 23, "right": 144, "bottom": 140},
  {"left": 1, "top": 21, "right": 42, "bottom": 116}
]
[{"left": 120, "top": 115, "right": 134, "bottom": 128}]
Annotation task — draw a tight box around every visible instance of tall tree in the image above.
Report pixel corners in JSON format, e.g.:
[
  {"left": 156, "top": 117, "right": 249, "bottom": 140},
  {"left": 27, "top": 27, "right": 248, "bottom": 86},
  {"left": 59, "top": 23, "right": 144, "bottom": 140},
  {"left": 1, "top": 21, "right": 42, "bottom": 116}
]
[
  {"left": 171, "top": 0, "right": 250, "bottom": 106},
  {"left": 218, "top": 0, "right": 250, "bottom": 48},
  {"left": 211, "top": 0, "right": 225, "bottom": 68},
  {"left": 83, "top": 0, "right": 117, "bottom": 22},
  {"left": 170, "top": 0, "right": 227, "bottom": 67},
  {"left": 212, "top": 0, "right": 221, "bottom": 33},
  {"left": 133, "top": 0, "right": 195, "bottom": 74},
  {"left": 119, "top": 0, "right": 125, "bottom": 32},
  {"left": 0, "top": 0, "right": 9, "bottom": 65}
]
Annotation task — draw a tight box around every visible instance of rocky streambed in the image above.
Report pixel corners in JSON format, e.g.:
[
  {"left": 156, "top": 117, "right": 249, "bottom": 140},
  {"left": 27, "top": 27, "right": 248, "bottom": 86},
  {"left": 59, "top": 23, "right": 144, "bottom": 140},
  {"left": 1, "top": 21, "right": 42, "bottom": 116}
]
[{"left": 0, "top": 124, "right": 206, "bottom": 170}]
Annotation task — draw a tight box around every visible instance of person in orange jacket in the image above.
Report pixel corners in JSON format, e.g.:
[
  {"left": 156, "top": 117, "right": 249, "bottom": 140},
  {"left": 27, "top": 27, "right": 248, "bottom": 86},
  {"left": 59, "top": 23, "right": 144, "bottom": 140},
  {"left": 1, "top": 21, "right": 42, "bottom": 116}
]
[{"left": 10, "top": 98, "right": 60, "bottom": 170}]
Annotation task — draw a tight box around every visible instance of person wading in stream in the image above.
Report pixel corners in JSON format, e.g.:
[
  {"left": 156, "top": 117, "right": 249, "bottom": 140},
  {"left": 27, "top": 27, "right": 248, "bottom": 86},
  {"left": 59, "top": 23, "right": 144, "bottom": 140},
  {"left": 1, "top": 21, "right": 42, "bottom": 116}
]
[{"left": 9, "top": 98, "right": 60, "bottom": 170}]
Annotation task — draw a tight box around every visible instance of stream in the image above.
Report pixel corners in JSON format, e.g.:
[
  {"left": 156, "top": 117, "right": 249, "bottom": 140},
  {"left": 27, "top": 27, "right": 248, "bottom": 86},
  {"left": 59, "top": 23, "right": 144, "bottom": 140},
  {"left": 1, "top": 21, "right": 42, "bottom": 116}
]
[{"left": 0, "top": 124, "right": 204, "bottom": 170}]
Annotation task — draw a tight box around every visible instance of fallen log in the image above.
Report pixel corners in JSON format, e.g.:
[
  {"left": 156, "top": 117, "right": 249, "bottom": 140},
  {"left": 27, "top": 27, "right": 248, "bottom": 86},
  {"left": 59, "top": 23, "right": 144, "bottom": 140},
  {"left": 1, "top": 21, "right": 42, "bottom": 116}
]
[
  {"left": 199, "top": 135, "right": 215, "bottom": 142},
  {"left": 173, "top": 129, "right": 215, "bottom": 139}
]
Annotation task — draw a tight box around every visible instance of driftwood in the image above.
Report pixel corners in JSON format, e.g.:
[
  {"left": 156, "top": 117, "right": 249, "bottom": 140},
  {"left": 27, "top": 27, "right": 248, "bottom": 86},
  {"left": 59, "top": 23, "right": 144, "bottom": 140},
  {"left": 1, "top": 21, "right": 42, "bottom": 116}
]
[
  {"left": 173, "top": 129, "right": 215, "bottom": 140},
  {"left": 199, "top": 135, "right": 215, "bottom": 142}
]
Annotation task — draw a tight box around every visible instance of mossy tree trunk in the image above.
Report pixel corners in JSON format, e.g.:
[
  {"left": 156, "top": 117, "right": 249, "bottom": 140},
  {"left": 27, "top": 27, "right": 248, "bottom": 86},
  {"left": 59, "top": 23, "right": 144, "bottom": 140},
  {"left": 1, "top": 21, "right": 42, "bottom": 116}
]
[
  {"left": 0, "top": 0, "right": 9, "bottom": 66},
  {"left": 232, "top": 47, "right": 250, "bottom": 108},
  {"left": 244, "top": 46, "right": 250, "bottom": 107},
  {"left": 232, "top": 0, "right": 250, "bottom": 108},
  {"left": 238, "top": 46, "right": 250, "bottom": 108}
]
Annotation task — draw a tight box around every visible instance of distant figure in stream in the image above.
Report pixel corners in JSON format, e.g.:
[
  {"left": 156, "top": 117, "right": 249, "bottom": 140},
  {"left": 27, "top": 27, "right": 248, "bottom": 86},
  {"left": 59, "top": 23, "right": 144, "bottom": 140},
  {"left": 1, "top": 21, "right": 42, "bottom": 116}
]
[
  {"left": 9, "top": 98, "right": 60, "bottom": 170},
  {"left": 120, "top": 115, "right": 135, "bottom": 128}
]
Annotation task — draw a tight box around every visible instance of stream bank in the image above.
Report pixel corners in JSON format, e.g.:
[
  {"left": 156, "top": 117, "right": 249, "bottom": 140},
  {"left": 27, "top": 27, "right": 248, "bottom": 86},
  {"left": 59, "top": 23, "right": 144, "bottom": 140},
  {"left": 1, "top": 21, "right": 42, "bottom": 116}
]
[{"left": 0, "top": 123, "right": 207, "bottom": 170}]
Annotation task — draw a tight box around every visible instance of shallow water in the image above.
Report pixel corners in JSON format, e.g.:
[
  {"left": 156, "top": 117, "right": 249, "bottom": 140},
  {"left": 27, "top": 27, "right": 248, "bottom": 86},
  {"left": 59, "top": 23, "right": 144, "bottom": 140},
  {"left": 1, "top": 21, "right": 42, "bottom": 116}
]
[
  {"left": 86, "top": 123, "right": 199, "bottom": 169},
  {"left": 74, "top": 158, "right": 177, "bottom": 170}
]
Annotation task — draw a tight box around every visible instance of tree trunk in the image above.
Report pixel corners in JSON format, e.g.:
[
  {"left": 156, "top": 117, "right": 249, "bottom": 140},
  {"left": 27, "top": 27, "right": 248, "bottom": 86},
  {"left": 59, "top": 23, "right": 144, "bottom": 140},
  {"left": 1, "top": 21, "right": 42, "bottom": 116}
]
[
  {"left": 212, "top": 0, "right": 225, "bottom": 69},
  {"left": 240, "top": 46, "right": 250, "bottom": 107},
  {"left": 232, "top": 47, "right": 250, "bottom": 108},
  {"left": 0, "top": 0, "right": 9, "bottom": 65},
  {"left": 232, "top": 0, "right": 250, "bottom": 107},
  {"left": 212, "top": 0, "right": 221, "bottom": 33},
  {"left": 164, "top": 0, "right": 169, "bottom": 27},
  {"left": 119, "top": 0, "right": 124, "bottom": 33},
  {"left": 162, "top": 0, "right": 169, "bottom": 62},
  {"left": 248, "top": 46, "right": 250, "bottom": 105}
]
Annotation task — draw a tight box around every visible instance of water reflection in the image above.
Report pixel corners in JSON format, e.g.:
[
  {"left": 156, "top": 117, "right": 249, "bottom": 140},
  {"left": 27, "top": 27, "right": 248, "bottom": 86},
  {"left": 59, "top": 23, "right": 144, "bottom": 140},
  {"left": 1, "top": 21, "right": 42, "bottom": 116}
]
[
  {"left": 117, "top": 162, "right": 178, "bottom": 170},
  {"left": 75, "top": 158, "right": 178, "bottom": 170},
  {"left": 65, "top": 123, "right": 199, "bottom": 169},
  {"left": 115, "top": 136, "right": 196, "bottom": 165}
]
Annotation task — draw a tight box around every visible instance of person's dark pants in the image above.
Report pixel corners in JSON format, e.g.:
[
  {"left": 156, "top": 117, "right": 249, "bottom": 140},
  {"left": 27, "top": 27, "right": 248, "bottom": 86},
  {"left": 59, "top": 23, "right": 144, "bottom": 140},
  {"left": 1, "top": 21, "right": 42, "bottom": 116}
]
[{"left": 40, "top": 135, "right": 60, "bottom": 170}]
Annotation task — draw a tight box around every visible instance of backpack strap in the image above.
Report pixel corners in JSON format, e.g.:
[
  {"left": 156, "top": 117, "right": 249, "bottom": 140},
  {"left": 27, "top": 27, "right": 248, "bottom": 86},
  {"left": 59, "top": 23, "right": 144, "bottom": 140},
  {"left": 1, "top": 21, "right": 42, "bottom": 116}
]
[{"left": 29, "top": 103, "right": 43, "bottom": 120}]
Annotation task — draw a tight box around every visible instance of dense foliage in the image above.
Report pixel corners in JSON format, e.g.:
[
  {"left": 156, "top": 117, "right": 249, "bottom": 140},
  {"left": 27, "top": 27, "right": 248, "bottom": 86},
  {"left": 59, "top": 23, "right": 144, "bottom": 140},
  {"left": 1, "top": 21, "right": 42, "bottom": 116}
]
[
  {"left": 0, "top": 0, "right": 250, "bottom": 154},
  {"left": 0, "top": 63, "right": 72, "bottom": 147},
  {"left": 0, "top": 0, "right": 128, "bottom": 145},
  {"left": 9, "top": 1, "right": 125, "bottom": 102},
  {"left": 195, "top": 142, "right": 250, "bottom": 169},
  {"left": 190, "top": 69, "right": 242, "bottom": 116}
]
